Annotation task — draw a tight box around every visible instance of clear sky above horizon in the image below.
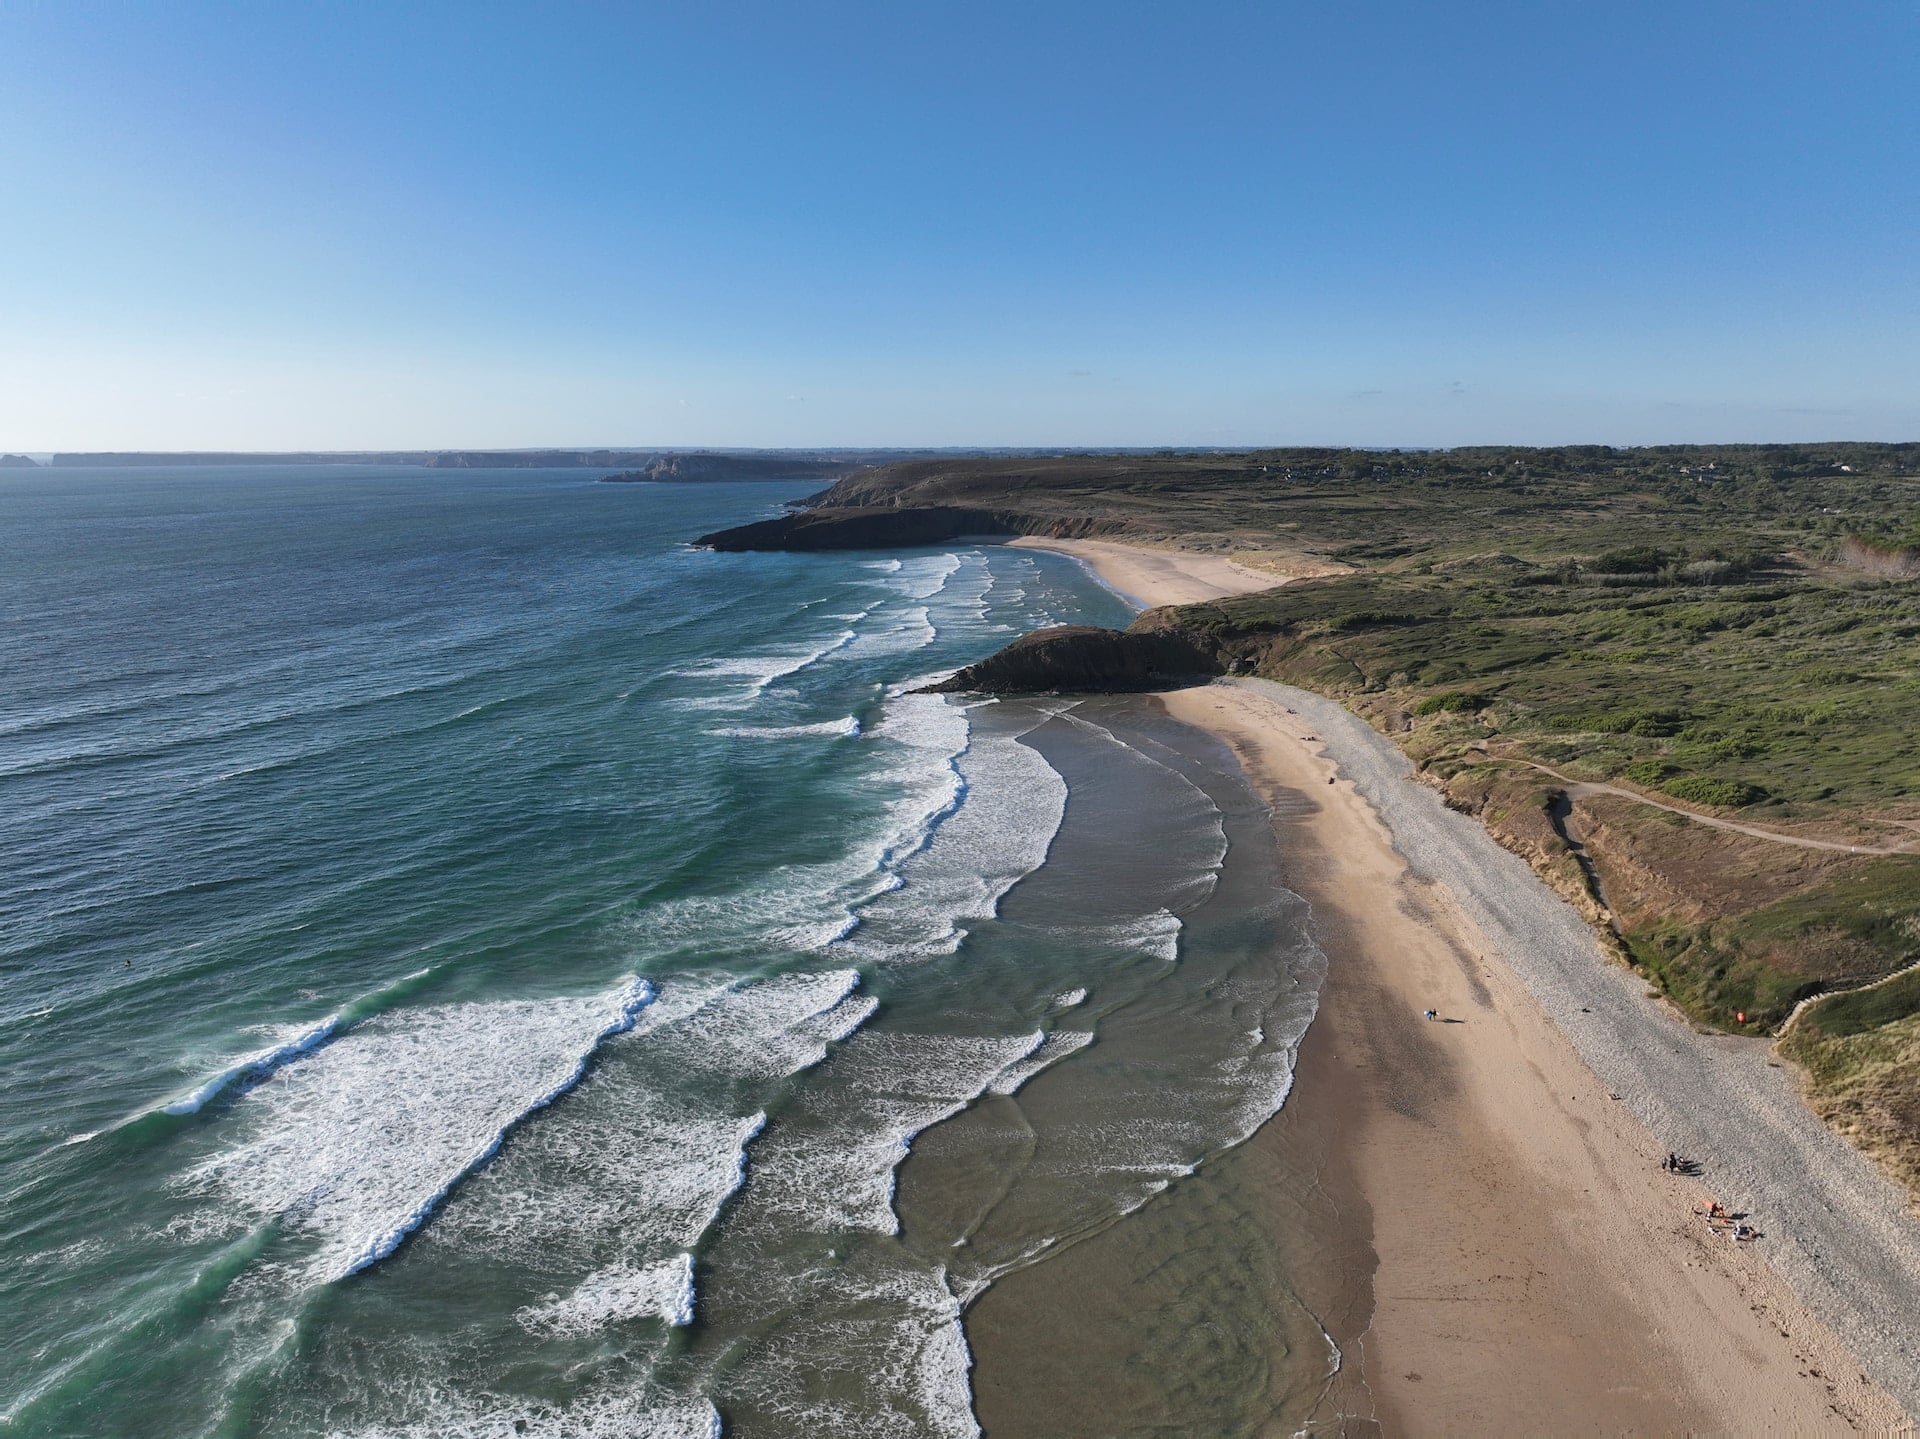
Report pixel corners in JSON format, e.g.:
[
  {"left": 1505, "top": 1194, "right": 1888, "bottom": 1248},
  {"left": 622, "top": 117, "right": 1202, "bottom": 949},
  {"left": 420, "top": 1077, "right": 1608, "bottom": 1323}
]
[{"left": 2, "top": 2, "right": 1915, "bottom": 451}]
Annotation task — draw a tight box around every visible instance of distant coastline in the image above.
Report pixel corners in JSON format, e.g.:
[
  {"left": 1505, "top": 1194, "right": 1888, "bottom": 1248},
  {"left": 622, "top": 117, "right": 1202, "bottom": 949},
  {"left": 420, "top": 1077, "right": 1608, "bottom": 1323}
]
[{"left": 26, "top": 445, "right": 1178, "bottom": 470}]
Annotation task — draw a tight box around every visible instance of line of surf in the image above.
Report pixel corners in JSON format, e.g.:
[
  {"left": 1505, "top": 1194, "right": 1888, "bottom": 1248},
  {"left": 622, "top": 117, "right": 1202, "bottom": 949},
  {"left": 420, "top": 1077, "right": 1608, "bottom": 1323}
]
[
  {"left": 106, "top": 966, "right": 448, "bottom": 1138},
  {"left": 338, "top": 976, "right": 657, "bottom": 1277}
]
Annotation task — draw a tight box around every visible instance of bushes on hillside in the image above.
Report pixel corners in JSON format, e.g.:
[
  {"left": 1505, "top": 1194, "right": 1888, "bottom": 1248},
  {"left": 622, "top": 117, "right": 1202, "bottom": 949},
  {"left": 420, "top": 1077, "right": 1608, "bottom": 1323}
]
[
  {"left": 1412, "top": 690, "right": 1485, "bottom": 716},
  {"left": 1662, "top": 775, "right": 1768, "bottom": 808}
]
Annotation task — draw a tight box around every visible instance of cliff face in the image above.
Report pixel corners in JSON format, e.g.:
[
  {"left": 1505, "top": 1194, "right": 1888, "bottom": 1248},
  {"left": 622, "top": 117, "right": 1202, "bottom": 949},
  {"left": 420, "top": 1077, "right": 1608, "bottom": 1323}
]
[
  {"left": 0, "top": 454, "right": 41, "bottom": 467},
  {"left": 925, "top": 624, "right": 1221, "bottom": 695}
]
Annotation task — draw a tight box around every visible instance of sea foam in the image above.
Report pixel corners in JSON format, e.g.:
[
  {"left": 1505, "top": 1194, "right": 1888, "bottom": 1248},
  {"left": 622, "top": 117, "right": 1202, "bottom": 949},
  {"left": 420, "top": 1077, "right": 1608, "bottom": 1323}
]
[{"left": 180, "top": 977, "right": 654, "bottom": 1282}]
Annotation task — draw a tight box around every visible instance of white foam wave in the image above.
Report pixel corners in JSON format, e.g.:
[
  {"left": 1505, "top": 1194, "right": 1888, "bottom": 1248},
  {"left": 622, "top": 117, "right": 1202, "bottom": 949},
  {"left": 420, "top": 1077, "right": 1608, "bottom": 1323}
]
[
  {"left": 711, "top": 715, "right": 860, "bottom": 739},
  {"left": 644, "top": 856, "right": 896, "bottom": 953},
  {"left": 345, "top": 1391, "right": 722, "bottom": 1439},
  {"left": 847, "top": 703, "right": 1068, "bottom": 960},
  {"left": 840, "top": 604, "right": 938, "bottom": 661},
  {"left": 890, "top": 552, "right": 963, "bottom": 600},
  {"left": 675, "top": 628, "right": 857, "bottom": 691},
  {"left": 612, "top": 970, "right": 874, "bottom": 1086},
  {"left": 425, "top": 972, "right": 875, "bottom": 1296},
  {"left": 870, "top": 693, "right": 970, "bottom": 873},
  {"left": 517, "top": 1253, "right": 696, "bottom": 1335},
  {"left": 987, "top": 1029, "right": 1094, "bottom": 1095},
  {"left": 749, "top": 1030, "right": 1044, "bottom": 1235},
  {"left": 159, "top": 1014, "right": 344, "bottom": 1116},
  {"left": 180, "top": 977, "right": 654, "bottom": 1282}
]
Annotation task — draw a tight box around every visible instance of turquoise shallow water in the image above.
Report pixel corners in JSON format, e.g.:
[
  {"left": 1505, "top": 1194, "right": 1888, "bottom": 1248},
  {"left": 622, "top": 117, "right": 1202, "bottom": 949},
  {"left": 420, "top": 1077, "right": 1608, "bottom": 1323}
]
[{"left": 1, "top": 468, "right": 1328, "bottom": 1436}]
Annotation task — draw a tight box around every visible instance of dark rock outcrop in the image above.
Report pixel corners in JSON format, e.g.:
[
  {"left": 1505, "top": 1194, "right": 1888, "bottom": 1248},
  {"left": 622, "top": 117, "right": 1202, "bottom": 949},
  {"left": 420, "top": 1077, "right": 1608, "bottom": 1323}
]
[
  {"left": 696, "top": 506, "right": 1124, "bottom": 551},
  {"left": 0, "top": 454, "right": 40, "bottom": 467},
  {"left": 697, "top": 506, "right": 1023, "bottom": 551},
  {"left": 925, "top": 625, "right": 1221, "bottom": 695}
]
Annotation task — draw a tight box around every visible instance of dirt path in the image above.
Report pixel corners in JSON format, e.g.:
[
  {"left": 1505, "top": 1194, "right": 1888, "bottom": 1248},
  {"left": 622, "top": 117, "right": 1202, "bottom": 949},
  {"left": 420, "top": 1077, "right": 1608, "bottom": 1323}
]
[{"left": 1502, "top": 757, "right": 1919, "bottom": 857}]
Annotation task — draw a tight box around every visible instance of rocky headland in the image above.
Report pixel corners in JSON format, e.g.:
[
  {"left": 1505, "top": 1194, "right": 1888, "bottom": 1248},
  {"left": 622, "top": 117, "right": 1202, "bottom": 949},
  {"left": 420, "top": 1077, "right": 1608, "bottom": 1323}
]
[{"left": 922, "top": 623, "right": 1221, "bottom": 695}]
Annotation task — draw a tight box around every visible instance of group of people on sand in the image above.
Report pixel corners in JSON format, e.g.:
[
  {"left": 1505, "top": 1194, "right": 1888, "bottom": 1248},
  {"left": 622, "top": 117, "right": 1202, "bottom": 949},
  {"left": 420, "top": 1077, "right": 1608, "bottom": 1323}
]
[
  {"left": 1662, "top": 1154, "right": 1761, "bottom": 1241},
  {"left": 1683, "top": 1184, "right": 1760, "bottom": 1241}
]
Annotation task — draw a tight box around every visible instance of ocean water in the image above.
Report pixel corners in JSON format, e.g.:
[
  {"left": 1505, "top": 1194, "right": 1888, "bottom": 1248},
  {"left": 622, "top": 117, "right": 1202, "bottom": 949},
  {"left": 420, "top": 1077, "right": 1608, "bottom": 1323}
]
[{"left": 0, "top": 468, "right": 1329, "bottom": 1436}]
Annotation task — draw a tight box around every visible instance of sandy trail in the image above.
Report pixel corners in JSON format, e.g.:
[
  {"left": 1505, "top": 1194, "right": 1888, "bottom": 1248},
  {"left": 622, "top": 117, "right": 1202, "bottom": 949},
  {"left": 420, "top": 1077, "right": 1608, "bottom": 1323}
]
[{"left": 1507, "top": 756, "right": 1920, "bottom": 856}]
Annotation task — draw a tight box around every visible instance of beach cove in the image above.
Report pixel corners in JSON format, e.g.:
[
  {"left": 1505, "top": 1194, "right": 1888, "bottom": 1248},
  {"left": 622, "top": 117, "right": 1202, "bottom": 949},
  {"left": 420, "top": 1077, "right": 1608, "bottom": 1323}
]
[{"left": 970, "top": 538, "right": 1918, "bottom": 1432}]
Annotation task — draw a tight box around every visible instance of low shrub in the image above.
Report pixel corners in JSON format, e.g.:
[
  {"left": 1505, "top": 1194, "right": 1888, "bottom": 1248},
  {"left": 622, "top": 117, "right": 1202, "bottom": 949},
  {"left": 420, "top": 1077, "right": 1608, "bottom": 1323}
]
[
  {"left": 1324, "top": 609, "right": 1423, "bottom": 631},
  {"left": 1622, "top": 759, "right": 1675, "bottom": 786},
  {"left": 1412, "top": 690, "right": 1485, "bottom": 715},
  {"left": 1547, "top": 707, "right": 1688, "bottom": 737},
  {"left": 1662, "top": 774, "right": 1768, "bottom": 808}
]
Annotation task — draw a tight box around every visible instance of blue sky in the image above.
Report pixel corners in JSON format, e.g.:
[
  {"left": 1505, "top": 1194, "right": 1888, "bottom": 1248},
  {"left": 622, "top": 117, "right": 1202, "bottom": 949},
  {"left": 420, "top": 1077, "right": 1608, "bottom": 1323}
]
[{"left": 2, "top": 2, "right": 1915, "bottom": 449}]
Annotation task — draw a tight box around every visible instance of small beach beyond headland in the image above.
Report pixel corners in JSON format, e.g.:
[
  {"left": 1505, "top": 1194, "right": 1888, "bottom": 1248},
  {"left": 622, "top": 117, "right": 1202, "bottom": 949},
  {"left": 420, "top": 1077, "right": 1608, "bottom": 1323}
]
[
  {"left": 1004, "top": 535, "right": 1284, "bottom": 606},
  {"left": 984, "top": 537, "right": 1911, "bottom": 1431}
]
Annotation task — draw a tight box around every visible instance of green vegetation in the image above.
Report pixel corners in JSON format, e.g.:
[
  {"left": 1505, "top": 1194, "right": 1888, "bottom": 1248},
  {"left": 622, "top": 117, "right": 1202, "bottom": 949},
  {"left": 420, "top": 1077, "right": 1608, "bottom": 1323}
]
[
  {"left": 1171, "top": 562, "right": 1920, "bottom": 814},
  {"left": 1660, "top": 776, "right": 1767, "bottom": 809},
  {"left": 1623, "top": 923, "right": 1825, "bottom": 1030},
  {"left": 1412, "top": 690, "right": 1484, "bottom": 715},
  {"left": 1781, "top": 966, "right": 1920, "bottom": 1193},
  {"left": 1799, "top": 969, "right": 1920, "bottom": 1040},
  {"left": 1618, "top": 858, "right": 1920, "bottom": 1030}
]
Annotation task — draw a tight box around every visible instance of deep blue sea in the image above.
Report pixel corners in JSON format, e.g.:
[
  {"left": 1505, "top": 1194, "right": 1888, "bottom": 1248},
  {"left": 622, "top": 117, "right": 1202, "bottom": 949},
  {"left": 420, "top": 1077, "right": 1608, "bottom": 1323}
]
[{"left": 0, "top": 468, "right": 1327, "bottom": 1436}]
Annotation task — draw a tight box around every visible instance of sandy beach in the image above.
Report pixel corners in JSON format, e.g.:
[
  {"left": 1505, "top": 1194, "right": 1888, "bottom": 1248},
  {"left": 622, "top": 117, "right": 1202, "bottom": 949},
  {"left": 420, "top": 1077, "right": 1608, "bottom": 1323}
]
[
  {"left": 1005, "top": 536, "right": 1284, "bottom": 606},
  {"left": 1009, "top": 536, "right": 1917, "bottom": 1431}
]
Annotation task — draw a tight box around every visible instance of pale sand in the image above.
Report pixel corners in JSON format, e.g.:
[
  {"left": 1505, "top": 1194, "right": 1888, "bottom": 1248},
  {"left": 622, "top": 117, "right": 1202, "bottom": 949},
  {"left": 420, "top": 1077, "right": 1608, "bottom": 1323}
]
[
  {"left": 1160, "top": 683, "right": 1908, "bottom": 1431},
  {"left": 1006, "top": 536, "right": 1284, "bottom": 606}
]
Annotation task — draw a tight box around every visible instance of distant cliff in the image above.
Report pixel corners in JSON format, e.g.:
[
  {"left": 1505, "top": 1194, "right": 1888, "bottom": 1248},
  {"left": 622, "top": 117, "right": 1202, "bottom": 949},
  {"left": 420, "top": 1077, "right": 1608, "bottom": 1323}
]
[
  {"left": 924, "top": 623, "right": 1221, "bottom": 695},
  {"left": 603, "top": 453, "right": 865, "bottom": 484},
  {"left": 0, "top": 454, "right": 40, "bottom": 467}
]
